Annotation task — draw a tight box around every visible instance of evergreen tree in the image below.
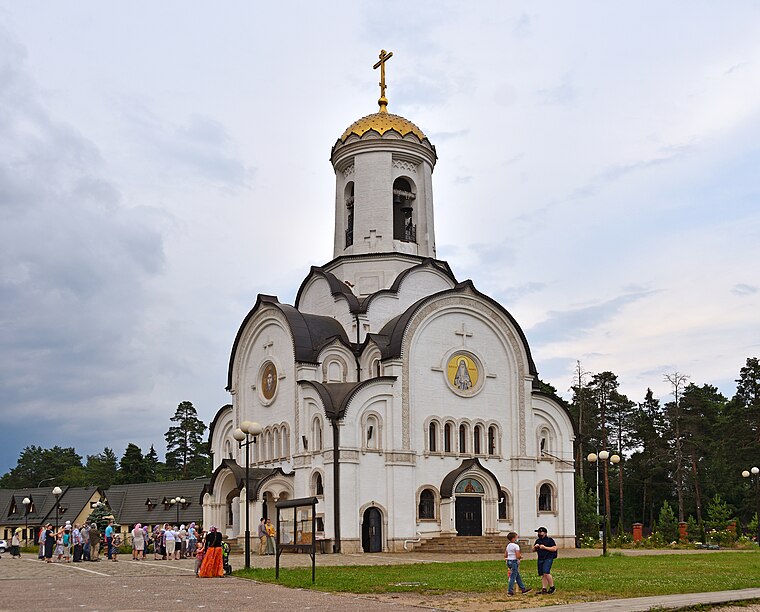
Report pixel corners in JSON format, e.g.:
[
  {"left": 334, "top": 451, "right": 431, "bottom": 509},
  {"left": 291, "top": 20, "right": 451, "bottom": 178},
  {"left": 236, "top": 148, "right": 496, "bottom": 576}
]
[
  {"left": 145, "top": 445, "right": 160, "bottom": 481},
  {"left": 118, "top": 443, "right": 150, "bottom": 484},
  {"left": 165, "top": 401, "right": 210, "bottom": 479},
  {"left": 0, "top": 445, "right": 83, "bottom": 488},
  {"left": 657, "top": 501, "right": 679, "bottom": 543},
  {"left": 85, "top": 448, "right": 119, "bottom": 488},
  {"left": 86, "top": 502, "right": 113, "bottom": 531}
]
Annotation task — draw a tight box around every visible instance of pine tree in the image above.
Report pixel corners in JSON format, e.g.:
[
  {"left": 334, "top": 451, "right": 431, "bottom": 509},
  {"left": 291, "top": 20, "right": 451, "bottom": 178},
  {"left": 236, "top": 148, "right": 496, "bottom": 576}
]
[
  {"left": 118, "top": 443, "right": 151, "bottom": 484},
  {"left": 165, "top": 401, "right": 210, "bottom": 479},
  {"left": 85, "top": 448, "right": 119, "bottom": 488}
]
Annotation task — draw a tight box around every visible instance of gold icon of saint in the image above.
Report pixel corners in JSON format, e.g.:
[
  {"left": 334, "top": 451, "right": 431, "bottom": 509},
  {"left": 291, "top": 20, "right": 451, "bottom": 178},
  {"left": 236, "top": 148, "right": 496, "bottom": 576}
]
[
  {"left": 447, "top": 354, "right": 478, "bottom": 392},
  {"left": 262, "top": 362, "right": 277, "bottom": 400}
]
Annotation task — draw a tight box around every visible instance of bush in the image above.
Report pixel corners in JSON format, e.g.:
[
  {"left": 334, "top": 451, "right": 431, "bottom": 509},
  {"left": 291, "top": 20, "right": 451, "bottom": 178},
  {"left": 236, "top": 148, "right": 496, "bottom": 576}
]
[
  {"left": 706, "top": 529, "right": 735, "bottom": 547},
  {"left": 705, "top": 494, "right": 734, "bottom": 532},
  {"left": 656, "top": 501, "right": 679, "bottom": 543}
]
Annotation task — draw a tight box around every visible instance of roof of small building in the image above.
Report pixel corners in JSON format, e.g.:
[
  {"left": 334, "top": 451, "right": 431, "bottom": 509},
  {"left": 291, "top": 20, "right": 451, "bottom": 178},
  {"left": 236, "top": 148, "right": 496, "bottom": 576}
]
[
  {"left": 0, "top": 486, "right": 101, "bottom": 527},
  {"left": 105, "top": 479, "right": 209, "bottom": 527}
]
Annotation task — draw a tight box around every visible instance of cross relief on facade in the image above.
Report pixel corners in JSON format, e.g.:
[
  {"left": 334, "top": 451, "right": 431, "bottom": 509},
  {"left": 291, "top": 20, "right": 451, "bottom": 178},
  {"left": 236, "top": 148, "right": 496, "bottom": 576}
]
[
  {"left": 455, "top": 322, "right": 473, "bottom": 346},
  {"left": 363, "top": 229, "right": 382, "bottom": 249},
  {"left": 262, "top": 338, "right": 274, "bottom": 355}
]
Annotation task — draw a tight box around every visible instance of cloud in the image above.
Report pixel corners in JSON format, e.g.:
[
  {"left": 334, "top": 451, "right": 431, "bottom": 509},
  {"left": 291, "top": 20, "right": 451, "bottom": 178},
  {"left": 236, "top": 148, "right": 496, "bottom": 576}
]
[
  {"left": 536, "top": 74, "right": 576, "bottom": 106},
  {"left": 528, "top": 289, "right": 657, "bottom": 345},
  {"left": 0, "top": 28, "right": 168, "bottom": 467},
  {"left": 731, "top": 283, "right": 757, "bottom": 296}
]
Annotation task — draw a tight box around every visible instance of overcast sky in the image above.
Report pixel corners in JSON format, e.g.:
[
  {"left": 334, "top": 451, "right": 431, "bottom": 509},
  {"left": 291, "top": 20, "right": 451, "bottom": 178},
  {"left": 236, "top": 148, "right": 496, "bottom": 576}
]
[{"left": 1, "top": 1, "right": 759, "bottom": 474}]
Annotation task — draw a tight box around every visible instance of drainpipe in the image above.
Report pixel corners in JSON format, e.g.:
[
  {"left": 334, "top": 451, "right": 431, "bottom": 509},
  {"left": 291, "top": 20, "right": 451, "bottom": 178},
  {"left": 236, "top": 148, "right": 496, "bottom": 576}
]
[{"left": 330, "top": 415, "right": 341, "bottom": 552}]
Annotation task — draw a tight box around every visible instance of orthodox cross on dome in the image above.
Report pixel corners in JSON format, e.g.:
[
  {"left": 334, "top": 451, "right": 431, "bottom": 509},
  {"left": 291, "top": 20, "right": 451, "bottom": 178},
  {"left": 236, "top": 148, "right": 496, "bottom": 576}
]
[
  {"left": 373, "top": 49, "right": 393, "bottom": 113},
  {"left": 455, "top": 322, "right": 473, "bottom": 346}
]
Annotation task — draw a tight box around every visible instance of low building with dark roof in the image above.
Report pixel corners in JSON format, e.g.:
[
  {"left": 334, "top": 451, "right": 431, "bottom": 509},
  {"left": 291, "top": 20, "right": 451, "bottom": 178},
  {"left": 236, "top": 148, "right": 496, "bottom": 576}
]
[{"left": 0, "top": 486, "right": 103, "bottom": 543}]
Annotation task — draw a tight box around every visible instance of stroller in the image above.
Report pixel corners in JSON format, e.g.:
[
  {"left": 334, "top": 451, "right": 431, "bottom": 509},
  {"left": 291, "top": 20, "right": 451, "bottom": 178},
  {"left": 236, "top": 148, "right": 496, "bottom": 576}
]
[{"left": 221, "top": 540, "right": 232, "bottom": 575}]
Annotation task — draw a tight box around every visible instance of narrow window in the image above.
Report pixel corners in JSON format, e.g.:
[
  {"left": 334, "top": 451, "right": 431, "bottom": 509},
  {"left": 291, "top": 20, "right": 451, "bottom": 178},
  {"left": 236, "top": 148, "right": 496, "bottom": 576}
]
[
  {"left": 444, "top": 423, "right": 452, "bottom": 453},
  {"left": 315, "top": 473, "right": 324, "bottom": 496},
  {"left": 473, "top": 425, "right": 482, "bottom": 454},
  {"left": 418, "top": 489, "right": 435, "bottom": 520},
  {"left": 345, "top": 182, "right": 354, "bottom": 248},
  {"left": 392, "top": 177, "right": 416, "bottom": 242},
  {"left": 498, "top": 490, "right": 509, "bottom": 520},
  {"left": 428, "top": 422, "right": 437, "bottom": 452},
  {"left": 458, "top": 425, "right": 466, "bottom": 453},
  {"left": 488, "top": 426, "right": 496, "bottom": 455},
  {"left": 539, "top": 484, "right": 553, "bottom": 512}
]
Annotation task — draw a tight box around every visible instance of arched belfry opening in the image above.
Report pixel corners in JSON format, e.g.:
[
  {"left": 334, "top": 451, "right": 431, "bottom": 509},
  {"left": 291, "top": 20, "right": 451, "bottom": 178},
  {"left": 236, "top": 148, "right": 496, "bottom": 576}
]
[
  {"left": 345, "top": 182, "right": 355, "bottom": 248},
  {"left": 393, "top": 177, "right": 416, "bottom": 243}
]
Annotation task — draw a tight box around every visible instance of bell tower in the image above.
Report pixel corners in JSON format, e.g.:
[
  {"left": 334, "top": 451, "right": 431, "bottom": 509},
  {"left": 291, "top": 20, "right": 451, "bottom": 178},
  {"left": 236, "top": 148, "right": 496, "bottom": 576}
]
[{"left": 330, "top": 51, "right": 438, "bottom": 269}]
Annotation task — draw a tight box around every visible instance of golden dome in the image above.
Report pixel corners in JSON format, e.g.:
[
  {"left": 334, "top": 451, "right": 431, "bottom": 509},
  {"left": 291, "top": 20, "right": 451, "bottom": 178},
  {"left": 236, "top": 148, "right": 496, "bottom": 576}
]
[{"left": 339, "top": 112, "right": 428, "bottom": 143}]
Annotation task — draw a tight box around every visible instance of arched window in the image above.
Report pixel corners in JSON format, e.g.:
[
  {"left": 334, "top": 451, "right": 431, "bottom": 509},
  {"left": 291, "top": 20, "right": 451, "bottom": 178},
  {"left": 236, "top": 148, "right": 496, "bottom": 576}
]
[
  {"left": 458, "top": 424, "right": 467, "bottom": 453},
  {"left": 498, "top": 489, "right": 511, "bottom": 520},
  {"left": 488, "top": 426, "right": 497, "bottom": 455},
  {"left": 418, "top": 489, "right": 435, "bottom": 520},
  {"left": 314, "top": 473, "right": 324, "bottom": 496},
  {"left": 273, "top": 427, "right": 281, "bottom": 459},
  {"left": 327, "top": 360, "right": 343, "bottom": 382},
  {"left": 365, "top": 414, "right": 378, "bottom": 450},
  {"left": 313, "top": 418, "right": 323, "bottom": 452},
  {"left": 224, "top": 439, "right": 233, "bottom": 459},
  {"left": 428, "top": 422, "right": 437, "bottom": 452},
  {"left": 444, "top": 423, "right": 452, "bottom": 453},
  {"left": 392, "top": 177, "right": 416, "bottom": 242},
  {"left": 281, "top": 426, "right": 290, "bottom": 459},
  {"left": 539, "top": 483, "right": 553, "bottom": 512},
  {"left": 473, "top": 425, "right": 482, "bottom": 454},
  {"left": 266, "top": 431, "right": 274, "bottom": 461},
  {"left": 345, "top": 182, "right": 354, "bottom": 248}
]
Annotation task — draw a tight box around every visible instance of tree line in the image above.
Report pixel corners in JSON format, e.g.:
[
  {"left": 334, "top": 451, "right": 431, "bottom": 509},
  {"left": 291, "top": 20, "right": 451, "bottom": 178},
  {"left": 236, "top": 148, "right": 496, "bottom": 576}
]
[
  {"left": 0, "top": 401, "right": 211, "bottom": 488},
  {"left": 563, "top": 356, "right": 760, "bottom": 541}
]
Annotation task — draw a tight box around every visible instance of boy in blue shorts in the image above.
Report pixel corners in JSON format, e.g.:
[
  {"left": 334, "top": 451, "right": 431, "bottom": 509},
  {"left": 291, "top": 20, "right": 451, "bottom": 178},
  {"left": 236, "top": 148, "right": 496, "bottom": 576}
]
[{"left": 532, "top": 527, "right": 557, "bottom": 594}]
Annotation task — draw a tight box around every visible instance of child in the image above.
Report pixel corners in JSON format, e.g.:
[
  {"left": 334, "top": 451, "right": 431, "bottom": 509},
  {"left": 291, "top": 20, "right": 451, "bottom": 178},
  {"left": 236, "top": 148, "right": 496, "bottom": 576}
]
[
  {"left": 194, "top": 540, "right": 205, "bottom": 576},
  {"left": 505, "top": 532, "right": 531, "bottom": 596},
  {"left": 221, "top": 540, "right": 231, "bottom": 575},
  {"left": 111, "top": 533, "right": 121, "bottom": 562}
]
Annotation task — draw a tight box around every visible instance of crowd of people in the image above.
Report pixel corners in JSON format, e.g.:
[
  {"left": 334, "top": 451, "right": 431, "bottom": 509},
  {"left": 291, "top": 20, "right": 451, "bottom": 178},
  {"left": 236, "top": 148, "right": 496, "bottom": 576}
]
[{"left": 8, "top": 518, "right": 232, "bottom": 577}]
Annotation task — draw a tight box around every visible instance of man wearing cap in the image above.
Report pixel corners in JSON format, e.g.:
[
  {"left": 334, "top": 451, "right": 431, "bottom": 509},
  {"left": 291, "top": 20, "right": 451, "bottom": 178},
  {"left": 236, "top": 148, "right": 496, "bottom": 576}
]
[{"left": 532, "top": 527, "right": 558, "bottom": 594}]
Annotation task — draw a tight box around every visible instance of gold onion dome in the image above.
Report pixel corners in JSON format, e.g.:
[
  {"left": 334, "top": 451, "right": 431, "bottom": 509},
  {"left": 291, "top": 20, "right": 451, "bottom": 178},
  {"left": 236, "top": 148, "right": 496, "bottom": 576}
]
[{"left": 339, "top": 112, "right": 428, "bottom": 143}]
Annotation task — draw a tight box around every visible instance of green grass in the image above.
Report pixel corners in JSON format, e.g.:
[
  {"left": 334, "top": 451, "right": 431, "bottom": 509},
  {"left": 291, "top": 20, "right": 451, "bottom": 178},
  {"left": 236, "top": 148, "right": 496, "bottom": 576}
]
[{"left": 234, "top": 551, "right": 760, "bottom": 599}]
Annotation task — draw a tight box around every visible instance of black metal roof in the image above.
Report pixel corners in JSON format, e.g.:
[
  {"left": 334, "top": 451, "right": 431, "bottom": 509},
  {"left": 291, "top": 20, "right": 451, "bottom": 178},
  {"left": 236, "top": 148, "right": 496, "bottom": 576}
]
[
  {"left": 105, "top": 479, "right": 209, "bottom": 527},
  {"left": 0, "top": 486, "right": 101, "bottom": 527},
  {"left": 439, "top": 458, "right": 502, "bottom": 499},
  {"left": 297, "top": 377, "right": 397, "bottom": 421},
  {"left": 227, "top": 295, "right": 352, "bottom": 390}
]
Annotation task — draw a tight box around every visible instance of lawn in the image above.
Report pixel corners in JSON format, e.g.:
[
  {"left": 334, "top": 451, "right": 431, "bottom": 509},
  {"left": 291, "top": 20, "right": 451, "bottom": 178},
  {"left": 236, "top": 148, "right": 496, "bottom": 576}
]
[{"left": 234, "top": 551, "right": 760, "bottom": 600}]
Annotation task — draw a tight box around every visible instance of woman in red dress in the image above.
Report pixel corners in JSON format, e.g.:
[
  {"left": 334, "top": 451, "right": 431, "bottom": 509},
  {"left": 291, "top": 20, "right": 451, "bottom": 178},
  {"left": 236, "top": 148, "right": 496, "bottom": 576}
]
[{"left": 198, "top": 526, "right": 224, "bottom": 578}]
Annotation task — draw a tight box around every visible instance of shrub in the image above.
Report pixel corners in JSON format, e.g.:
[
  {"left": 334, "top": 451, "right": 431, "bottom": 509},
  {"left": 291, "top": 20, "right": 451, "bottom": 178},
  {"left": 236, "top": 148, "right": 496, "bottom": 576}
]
[
  {"left": 656, "top": 501, "right": 679, "bottom": 543},
  {"left": 705, "top": 494, "right": 734, "bottom": 532}
]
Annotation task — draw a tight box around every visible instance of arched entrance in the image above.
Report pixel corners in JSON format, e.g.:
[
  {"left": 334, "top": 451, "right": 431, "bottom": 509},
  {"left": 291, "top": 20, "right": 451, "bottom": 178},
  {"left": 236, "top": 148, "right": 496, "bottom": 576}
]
[
  {"left": 361, "top": 507, "right": 382, "bottom": 552},
  {"left": 454, "top": 477, "right": 484, "bottom": 535}
]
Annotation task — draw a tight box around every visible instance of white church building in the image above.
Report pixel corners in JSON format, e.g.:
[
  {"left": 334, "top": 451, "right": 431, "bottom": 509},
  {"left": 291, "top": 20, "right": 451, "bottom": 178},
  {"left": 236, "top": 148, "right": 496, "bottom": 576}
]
[{"left": 203, "top": 54, "right": 576, "bottom": 552}]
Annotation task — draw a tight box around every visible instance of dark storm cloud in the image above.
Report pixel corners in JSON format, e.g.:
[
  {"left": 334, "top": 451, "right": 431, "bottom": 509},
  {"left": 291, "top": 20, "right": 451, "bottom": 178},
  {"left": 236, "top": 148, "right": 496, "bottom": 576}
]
[
  {"left": 527, "top": 289, "right": 657, "bottom": 345},
  {"left": 0, "top": 29, "right": 166, "bottom": 470}
]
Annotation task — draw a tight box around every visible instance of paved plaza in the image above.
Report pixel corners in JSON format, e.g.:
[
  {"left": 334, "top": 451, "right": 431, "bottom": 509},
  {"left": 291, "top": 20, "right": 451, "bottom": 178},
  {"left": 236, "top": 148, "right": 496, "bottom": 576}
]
[{"left": 0, "top": 549, "right": 758, "bottom": 611}]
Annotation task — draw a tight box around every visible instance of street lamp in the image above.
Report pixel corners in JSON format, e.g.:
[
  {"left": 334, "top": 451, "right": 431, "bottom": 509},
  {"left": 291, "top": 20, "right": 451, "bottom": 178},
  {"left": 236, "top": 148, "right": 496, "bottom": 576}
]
[
  {"left": 233, "top": 420, "right": 263, "bottom": 570},
  {"left": 587, "top": 450, "right": 620, "bottom": 556},
  {"left": 741, "top": 466, "right": 760, "bottom": 548},
  {"left": 170, "top": 497, "right": 186, "bottom": 525},
  {"left": 52, "top": 486, "right": 63, "bottom": 531},
  {"left": 22, "top": 497, "right": 31, "bottom": 547}
]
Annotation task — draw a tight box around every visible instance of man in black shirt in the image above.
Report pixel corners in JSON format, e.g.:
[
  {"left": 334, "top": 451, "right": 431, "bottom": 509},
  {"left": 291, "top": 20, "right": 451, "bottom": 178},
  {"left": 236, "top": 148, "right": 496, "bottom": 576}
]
[{"left": 532, "top": 527, "right": 558, "bottom": 594}]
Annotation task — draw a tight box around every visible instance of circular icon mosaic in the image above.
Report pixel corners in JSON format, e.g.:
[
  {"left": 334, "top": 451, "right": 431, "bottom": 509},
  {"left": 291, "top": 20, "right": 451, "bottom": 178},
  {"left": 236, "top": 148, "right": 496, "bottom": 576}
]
[
  {"left": 446, "top": 353, "right": 480, "bottom": 395},
  {"left": 261, "top": 361, "right": 277, "bottom": 401}
]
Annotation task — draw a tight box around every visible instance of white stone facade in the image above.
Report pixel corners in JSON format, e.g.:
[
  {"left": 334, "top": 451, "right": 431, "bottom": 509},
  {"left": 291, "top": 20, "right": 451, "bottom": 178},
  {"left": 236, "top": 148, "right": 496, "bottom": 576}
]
[{"left": 203, "top": 104, "right": 576, "bottom": 552}]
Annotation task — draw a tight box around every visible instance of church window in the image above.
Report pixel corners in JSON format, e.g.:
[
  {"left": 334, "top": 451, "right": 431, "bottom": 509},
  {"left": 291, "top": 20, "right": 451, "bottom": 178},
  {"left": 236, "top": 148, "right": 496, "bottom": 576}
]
[
  {"left": 538, "top": 483, "right": 554, "bottom": 512},
  {"left": 444, "top": 423, "right": 452, "bottom": 453},
  {"left": 345, "top": 182, "right": 355, "bottom": 248},
  {"left": 274, "top": 426, "right": 282, "bottom": 459},
  {"left": 473, "top": 425, "right": 482, "bottom": 454},
  {"left": 392, "top": 177, "right": 416, "bottom": 242},
  {"left": 327, "top": 360, "right": 343, "bottom": 382},
  {"left": 224, "top": 439, "right": 233, "bottom": 459},
  {"left": 418, "top": 489, "right": 435, "bottom": 520},
  {"left": 314, "top": 419, "right": 323, "bottom": 451},
  {"left": 428, "top": 421, "right": 437, "bottom": 452},
  {"left": 266, "top": 431, "right": 274, "bottom": 461},
  {"left": 365, "top": 414, "right": 379, "bottom": 450},
  {"left": 458, "top": 424, "right": 467, "bottom": 453},
  {"left": 314, "top": 473, "right": 324, "bottom": 497},
  {"left": 498, "top": 489, "right": 511, "bottom": 520},
  {"left": 282, "top": 426, "right": 290, "bottom": 458},
  {"left": 488, "top": 426, "right": 497, "bottom": 455}
]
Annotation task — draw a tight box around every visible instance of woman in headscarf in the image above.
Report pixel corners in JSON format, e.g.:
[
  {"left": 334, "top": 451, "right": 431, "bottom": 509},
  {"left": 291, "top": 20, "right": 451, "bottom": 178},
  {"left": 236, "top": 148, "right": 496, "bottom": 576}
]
[
  {"left": 11, "top": 528, "right": 22, "bottom": 557},
  {"left": 198, "top": 526, "right": 224, "bottom": 578},
  {"left": 131, "top": 523, "right": 145, "bottom": 561}
]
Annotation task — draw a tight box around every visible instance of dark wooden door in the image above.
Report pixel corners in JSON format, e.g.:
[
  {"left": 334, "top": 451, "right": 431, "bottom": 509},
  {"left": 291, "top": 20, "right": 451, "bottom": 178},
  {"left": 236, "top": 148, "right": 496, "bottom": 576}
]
[
  {"left": 362, "top": 507, "right": 382, "bottom": 552},
  {"left": 455, "top": 497, "right": 482, "bottom": 536}
]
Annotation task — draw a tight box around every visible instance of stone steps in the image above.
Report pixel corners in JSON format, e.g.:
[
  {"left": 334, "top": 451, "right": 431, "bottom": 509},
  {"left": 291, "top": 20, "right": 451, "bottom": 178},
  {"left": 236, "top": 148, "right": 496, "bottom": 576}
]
[{"left": 413, "top": 535, "right": 512, "bottom": 554}]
